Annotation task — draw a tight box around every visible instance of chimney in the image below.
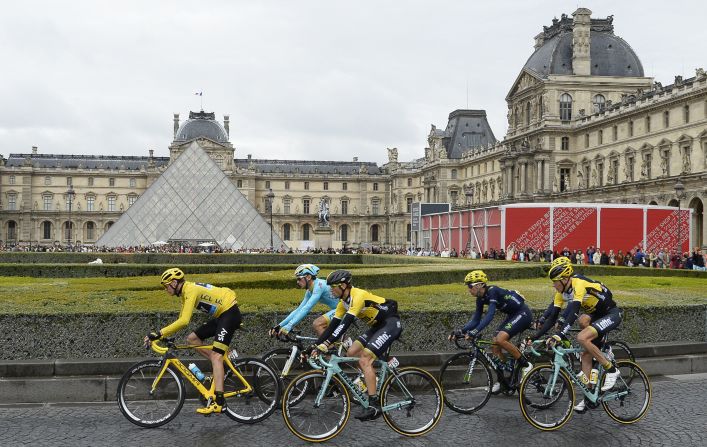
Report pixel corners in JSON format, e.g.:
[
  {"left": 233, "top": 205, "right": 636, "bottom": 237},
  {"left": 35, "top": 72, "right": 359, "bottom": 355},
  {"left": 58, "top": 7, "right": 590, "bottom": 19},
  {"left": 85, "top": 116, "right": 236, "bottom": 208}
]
[
  {"left": 247, "top": 154, "right": 252, "bottom": 160},
  {"left": 534, "top": 32, "right": 545, "bottom": 50},
  {"left": 173, "top": 113, "right": 180, "bottom": 138},
  {"left": 149, "top": 149, "right": 154, "bottom": 158},
  {"left": 224, "top": 115, "right": 230, "bottom": 138},
  {"left": 572, "top": 8, "right": 592, "bottom": 76},
  {"left": 32, "top": 146, "right": 38, "bottom": 155},
  {"left": 353, "top": 157, "right": 358, "bottom": 162}
]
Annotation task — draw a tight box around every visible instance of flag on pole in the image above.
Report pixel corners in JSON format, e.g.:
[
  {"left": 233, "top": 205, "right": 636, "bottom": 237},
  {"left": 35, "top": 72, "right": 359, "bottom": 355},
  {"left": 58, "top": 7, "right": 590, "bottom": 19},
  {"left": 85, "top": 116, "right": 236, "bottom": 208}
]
[{"left": 194, "top": 92, "right": 202, "bottom": 96}]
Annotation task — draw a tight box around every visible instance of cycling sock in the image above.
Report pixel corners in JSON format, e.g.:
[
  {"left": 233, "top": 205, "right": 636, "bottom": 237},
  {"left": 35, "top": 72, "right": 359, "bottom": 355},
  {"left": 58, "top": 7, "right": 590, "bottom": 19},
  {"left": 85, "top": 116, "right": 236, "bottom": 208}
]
[
  {"left": 602, "top": 361, "right": 614, "bottom": 371},
  {"left": 215, "top": 391, "right": 225, "bottom": 406}
]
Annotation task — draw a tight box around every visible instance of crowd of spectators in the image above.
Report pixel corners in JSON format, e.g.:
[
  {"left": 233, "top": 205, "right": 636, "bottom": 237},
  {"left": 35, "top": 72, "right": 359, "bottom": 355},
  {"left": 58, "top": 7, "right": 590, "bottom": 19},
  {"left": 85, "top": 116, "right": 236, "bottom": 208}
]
[{"left": 1, "top": 242, "right": 705, "bottom": 271}]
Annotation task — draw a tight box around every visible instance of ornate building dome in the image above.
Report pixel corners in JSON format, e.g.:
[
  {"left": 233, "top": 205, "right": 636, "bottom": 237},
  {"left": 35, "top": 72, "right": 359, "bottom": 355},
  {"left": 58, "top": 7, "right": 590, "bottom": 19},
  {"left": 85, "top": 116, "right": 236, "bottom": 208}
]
[
  {"left": 523, "top": 13, "right": 643, "bottom": 78},
  {"left": 174, "top": 111, "right": 229, "bottom": 143}
]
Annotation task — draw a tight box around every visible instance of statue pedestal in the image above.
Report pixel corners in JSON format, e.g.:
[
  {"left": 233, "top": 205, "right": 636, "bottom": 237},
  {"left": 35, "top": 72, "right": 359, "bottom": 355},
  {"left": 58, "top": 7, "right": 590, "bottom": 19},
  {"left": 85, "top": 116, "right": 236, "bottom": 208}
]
[{"left": 313, "top": 226, "right": 335, "bottom": 250}]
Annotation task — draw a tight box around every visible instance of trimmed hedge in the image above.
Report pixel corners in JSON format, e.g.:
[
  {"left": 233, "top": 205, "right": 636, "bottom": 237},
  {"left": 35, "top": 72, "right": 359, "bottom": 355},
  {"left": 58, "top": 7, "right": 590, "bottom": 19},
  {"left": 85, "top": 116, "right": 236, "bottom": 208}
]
[{"left": 0, "top": 253, "right": 367, "bottom": 265}]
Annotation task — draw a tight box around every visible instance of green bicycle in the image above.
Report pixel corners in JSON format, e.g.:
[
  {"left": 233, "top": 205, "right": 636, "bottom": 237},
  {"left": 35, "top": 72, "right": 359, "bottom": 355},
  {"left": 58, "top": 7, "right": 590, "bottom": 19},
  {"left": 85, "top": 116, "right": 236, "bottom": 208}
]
[
  {"left": 281, "top": 351, "right": 443, "bottom": 443},
  {"left": 518, "top": 340, "right": 651, "bottom": 431}
]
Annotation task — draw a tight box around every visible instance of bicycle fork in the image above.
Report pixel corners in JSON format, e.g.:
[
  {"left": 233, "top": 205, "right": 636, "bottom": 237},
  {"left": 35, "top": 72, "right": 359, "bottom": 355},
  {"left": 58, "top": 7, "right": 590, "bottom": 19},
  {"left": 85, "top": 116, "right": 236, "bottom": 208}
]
[{"left": 282, "top": 346, "right": 300, "bottom": 377}]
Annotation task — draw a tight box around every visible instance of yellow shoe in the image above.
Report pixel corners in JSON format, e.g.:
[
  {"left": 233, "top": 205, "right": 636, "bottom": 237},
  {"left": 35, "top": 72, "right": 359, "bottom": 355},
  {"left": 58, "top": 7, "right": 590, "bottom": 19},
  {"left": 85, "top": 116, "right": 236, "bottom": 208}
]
[{"left": 196, "top": 401, "right": 225, "bottom": 415}]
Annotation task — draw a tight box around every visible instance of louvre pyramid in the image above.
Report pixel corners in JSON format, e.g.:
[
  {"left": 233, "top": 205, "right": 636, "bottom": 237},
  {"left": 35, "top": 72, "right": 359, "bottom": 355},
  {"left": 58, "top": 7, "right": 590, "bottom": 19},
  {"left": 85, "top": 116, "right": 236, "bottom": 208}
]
[{"left": 96, "top": 142, "right": 283, "bottom": 249}]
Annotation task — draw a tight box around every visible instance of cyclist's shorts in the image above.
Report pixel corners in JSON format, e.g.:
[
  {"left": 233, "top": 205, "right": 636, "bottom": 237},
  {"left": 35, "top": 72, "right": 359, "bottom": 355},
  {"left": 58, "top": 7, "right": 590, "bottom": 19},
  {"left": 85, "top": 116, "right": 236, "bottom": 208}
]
[
  {"left": 357, "top": 317, "right": 402, "bottom": 359},
  {"left": 194, "top": 304, "right": 242, "bottom": 355},
  {"left": 590, "top": 306, "right": 622, "bottom": 341},
  {"left": 322, "top": 308, "right": 336, "bottom": 323},
  {"left": 495, "top": 305, "right": 533, "bottom": 338}
]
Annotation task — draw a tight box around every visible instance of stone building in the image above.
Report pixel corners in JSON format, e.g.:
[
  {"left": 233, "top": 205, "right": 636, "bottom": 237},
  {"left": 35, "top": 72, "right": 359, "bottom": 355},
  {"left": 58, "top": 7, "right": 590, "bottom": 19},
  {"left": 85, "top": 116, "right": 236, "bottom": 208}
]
[{"left": 0, "top": 8, "right": 705, "bottom": 249}]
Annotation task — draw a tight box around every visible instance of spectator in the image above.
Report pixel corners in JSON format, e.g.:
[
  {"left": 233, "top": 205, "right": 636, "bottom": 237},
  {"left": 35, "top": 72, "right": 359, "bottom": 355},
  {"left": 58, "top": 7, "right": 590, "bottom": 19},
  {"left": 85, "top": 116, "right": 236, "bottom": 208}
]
[
  {"left": 587, "top": 246, "right": 595, "bottom": 265},
  {"left": 600, "top": 250, "right": 609, "bottom": 265},
  {"left": 648, "top": 251, "right": 657, "bottom": 268},
  {"left": 692, "top": 248, "right": 706, "bottom": 271},
  {"left": 592, "top": 249, "right": 601, "bottom": 265},
  {"left": 616, "top": 250, "right": 624, "bottom": 267},
  {"left": 608, "top": 249, "right": 615, "bottom": 266}
]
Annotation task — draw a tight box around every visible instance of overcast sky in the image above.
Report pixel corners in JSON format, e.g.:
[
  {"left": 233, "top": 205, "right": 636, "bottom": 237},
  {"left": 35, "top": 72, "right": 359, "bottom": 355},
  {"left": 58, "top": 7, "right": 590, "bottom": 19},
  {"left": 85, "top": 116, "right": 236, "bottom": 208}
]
[{"left": 1, "top": 1, "right": 705, "bottom": 165}]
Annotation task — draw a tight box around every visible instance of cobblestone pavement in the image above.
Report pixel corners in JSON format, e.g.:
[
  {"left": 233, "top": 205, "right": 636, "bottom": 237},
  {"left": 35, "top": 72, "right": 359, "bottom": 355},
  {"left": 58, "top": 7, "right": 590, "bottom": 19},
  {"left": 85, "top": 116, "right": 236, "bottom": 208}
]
[{"left": 1, "top": 374, "right": 705, "bottom": 447}]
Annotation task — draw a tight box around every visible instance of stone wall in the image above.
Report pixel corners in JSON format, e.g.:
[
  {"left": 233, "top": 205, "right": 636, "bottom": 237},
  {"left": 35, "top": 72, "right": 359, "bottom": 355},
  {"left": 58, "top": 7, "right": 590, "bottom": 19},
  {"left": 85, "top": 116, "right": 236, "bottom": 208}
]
[{"left": 2, "top": 304, "right": 705, "bottom": 360}]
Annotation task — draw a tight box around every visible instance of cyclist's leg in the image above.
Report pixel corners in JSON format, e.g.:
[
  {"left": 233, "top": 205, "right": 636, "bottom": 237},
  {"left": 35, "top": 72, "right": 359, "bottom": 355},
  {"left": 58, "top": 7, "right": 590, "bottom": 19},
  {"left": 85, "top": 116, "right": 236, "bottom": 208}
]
[
  {"left": 313, "top": 309, "right": 336, "bottom": 337},
  {"left": 578, "top": 308, "right": 622, "bottom": 375},
  {"left": 494, "top": 307, "right": 533, "bottom": 361},
  {"left": 357, "top": 318, "right": 402, "bottom": 420},
  {"left": 577, "top": 313, "right": 591, "bottom": 329}
]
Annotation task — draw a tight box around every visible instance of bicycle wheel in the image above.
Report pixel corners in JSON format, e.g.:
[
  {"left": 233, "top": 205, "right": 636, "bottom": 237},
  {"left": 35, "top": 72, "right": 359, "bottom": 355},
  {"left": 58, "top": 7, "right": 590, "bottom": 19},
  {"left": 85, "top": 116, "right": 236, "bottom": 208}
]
[
  {"left": 602, "top": 360, "right": 651, "bottom": 424},
  {"left": 608, "top": 341, "right": 636, "bottom": 382},
  {"left": 438, "top": 352, "right": 492, "bottom": 414},
  {"left": 223, "top": 357, "right": 280, "bottom": 424},
  {"left": 381, "top": 367, "right": 443, "bottom": 437},
  {"left": 116, "top": 360, "right": 185, "bottom": 428},
  {"left": 518, "top": 364, "right": 574, "bottom": 431},
  {"left": 282, "top": 370, "right": 350, "bottom": 443}
]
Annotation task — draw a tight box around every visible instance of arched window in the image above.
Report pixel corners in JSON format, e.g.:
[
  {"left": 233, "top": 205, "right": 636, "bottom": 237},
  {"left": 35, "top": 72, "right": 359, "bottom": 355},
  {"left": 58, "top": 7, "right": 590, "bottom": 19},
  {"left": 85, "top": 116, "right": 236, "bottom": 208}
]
[
  {"left": 86, "top": 222, "right": 95, "bottom": 240},
  {"left": 105, "top": 221, "right": 114, "bottom": 232},
  {"left": 340, "top": 225, "right": 349, "bottom": 242},
  {"left": 64, "top": 222, "right": 74, "bottom": 241},
  {"left": 593, "top": 94, "right": 606, "bottom": 113},
  {"left": 283, "top": 224, "right": 292, "bottom": 241},
  {"left": 42, "top": 221, "right": 52, "bottom": 240},
  {"left": 371, "top": 224, "right": 379, "bottom": 242},
  {"left": 7, "top": 221, "right": 17, "bottom": 241},
  {"left": 559, "top": 93, "right": 572, "bottom": 121},
  {"left": 302, "top": 224, "right": 311, "bottom": 241}
]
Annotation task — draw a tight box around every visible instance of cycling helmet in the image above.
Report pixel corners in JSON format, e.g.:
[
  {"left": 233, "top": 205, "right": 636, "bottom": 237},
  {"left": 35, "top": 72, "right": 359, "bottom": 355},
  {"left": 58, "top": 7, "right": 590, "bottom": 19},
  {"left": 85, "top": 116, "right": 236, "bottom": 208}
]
[
  {"left": 548, "top": 257, "right": 573, "bottom": 281},
  {"left": 294, "top": 264, "right": 320, "bottom": 278},
  {"left": 326, "top": 269, "right": 352, "bottom": 286},
  {"left": 161, "top": 268, "right": 185, "bottom": 286},
  {"left": 464, "top": 270, "right": 488, "bottom": 285}
]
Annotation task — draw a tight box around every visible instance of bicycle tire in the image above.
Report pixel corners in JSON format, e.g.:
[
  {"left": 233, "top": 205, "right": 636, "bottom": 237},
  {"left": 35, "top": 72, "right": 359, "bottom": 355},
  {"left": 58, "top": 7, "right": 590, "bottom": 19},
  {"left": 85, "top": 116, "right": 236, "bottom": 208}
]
[
  {"left": 381, "top": 367, "right": 443, "bottom": 437},
  {"left": 282, "top": 370, "right": 350, "bottom": 443},
  {"left": 223, "top": 357, "right": 280, "bottom": 424},
  {"left": 438, "top": 352, "right": 493, "bottom": 414},
  {"left": 601, "top": 360, "right": 651, "bottom": 424},
  {"left": 116, "top": 360, "right": 185, "bottom": 428},
  {"left": 518, "top": 364, "right": 575, "bottom": 431},
  {"left": 607, "top": 340, "right": 636, "bottom": 380}
]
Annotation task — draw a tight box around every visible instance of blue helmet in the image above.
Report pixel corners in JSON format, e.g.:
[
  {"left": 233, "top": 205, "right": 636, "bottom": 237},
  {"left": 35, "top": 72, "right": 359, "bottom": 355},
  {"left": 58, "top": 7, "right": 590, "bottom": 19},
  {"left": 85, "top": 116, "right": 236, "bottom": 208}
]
[{"left": 294, "top": 264, "right": 320, "bottom": 278}]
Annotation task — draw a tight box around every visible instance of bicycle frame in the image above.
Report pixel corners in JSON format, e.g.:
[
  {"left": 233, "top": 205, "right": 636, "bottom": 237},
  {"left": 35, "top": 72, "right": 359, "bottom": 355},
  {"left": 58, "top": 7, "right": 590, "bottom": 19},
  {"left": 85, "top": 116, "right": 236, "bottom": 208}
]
[
  {"left": 149, "top": 340, "right": 252, "bottom": 400},
  {"left": 276, "top": 333, "right": 348, "bottom": 378},
  {"left": 530, "top": 343, "right": 630, "bottom": 405},
  {"left": 307, "top": 354, "right": 411, "bottom": 412}
]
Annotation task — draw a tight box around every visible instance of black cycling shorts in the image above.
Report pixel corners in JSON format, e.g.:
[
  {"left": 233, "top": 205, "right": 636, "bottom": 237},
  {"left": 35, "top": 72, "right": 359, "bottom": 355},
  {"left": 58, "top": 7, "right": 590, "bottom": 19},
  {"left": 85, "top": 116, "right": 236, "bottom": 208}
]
[
  {"left": 193, "top": 304, "right": 242, "bottom": 355},
  {"left": 357, "top": 317, "right": 402, "bottom": 359},
  {"left": 495, "top": 305, "right": 533, "bottom": 338},
  {"left": 590, "top": 306, "right": 622, "bottom": 341}
]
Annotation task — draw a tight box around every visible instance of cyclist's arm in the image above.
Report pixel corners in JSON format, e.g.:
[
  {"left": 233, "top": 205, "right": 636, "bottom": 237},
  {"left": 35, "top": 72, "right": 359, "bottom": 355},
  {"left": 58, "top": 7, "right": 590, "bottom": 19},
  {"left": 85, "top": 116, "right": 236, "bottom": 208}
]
[
  {"left": 279, "top": 290, "right": 312, "bottom": 331},
  {"left": 556, "top": 286, "right": 585, "bottom": 335},
  {"left": 461, "top": 297, "right": 484, "bottom": 333},
  {"left": 532, "top": 299, "right": 561, "bottom": 339},
  {"left": 469, "top": 300, "right": 498, "bottom": 336},
  {"left": 316, "top": 316, "right": 341, "bottom": 345},
  {"left": 322, "top": 313, "right": 356, "bottom": 345},
  {"left": 159, "top": 295, "right": 197, "bottom": 337}
]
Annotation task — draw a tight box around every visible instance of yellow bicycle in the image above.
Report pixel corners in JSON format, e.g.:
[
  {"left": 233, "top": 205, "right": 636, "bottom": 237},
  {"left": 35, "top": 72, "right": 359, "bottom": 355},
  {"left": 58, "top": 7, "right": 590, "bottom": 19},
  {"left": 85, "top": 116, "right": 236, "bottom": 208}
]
[{"left": 117, "top": 338, "right": 281, "bottom": 428}]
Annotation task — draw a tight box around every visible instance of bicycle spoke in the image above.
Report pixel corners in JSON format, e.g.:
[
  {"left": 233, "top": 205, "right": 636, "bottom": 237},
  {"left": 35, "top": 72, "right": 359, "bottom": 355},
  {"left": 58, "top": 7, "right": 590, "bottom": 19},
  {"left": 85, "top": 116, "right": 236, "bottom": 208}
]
[{"left": 382, "top": 367, "right": 443, "bottom": 437}]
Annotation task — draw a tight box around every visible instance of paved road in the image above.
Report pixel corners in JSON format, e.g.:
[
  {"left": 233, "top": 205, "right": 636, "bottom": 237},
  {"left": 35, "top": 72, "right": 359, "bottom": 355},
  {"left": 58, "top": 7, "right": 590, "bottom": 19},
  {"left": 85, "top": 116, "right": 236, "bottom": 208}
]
[{"left": 1, "top": 374, "right": 705, "bottom": 447}]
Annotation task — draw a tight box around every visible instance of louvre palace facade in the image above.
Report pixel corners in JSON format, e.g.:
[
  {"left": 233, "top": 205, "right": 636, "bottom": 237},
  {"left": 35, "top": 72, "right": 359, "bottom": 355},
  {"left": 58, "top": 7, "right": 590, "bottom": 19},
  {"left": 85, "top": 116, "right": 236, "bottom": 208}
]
[{"left": 1, "top": 8, "right": 705, "bottom": 250}]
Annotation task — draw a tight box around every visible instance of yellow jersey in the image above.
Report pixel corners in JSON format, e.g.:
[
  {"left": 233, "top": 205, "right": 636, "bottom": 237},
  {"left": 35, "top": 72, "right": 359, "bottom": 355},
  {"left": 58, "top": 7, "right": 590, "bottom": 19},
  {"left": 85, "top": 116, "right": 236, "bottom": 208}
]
[
  {"left": 334, "top": 287, "right": 397, "bottom": 326},
  {"left": 160, "top": 281, "right": 238, "bottom": 337}
]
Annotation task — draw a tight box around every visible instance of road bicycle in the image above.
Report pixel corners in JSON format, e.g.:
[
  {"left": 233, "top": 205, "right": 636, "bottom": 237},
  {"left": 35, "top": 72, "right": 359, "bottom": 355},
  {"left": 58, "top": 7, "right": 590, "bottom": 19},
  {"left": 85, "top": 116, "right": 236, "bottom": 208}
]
[
  {"left": 281, "top": 349, "right": 443, "bottom": 442},
  {"left": 117, "top": 338, "right": 281, "bottom": 428},
  {"left": 518, "top": 340, "right": 651, "bottom": 431},
  {"left": 566, "top": 327, "right": 635, "bottom": 375},
  {"left": 439, "top": 334, "right": 540, "bottom": 414}
]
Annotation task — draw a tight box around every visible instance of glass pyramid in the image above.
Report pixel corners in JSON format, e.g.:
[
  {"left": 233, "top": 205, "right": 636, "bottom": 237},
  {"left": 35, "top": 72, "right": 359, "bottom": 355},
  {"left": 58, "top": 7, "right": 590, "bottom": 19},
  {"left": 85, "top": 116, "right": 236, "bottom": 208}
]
[{"left": 96, "top": 142, "right": 283, "bottom": 249}]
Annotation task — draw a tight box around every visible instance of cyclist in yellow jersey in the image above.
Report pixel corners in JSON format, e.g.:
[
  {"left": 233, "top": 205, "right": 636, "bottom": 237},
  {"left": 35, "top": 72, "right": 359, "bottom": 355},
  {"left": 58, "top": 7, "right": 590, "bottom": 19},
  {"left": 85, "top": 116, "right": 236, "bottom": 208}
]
[
  {"left": 531, "top": 257, "right": 622, "bottom": 413},
  {"left": 145, "top": 268, "right": 242, "bottom": 415},
  {"left": 312, "top": 269, "right": 401, "bottom": 421}
]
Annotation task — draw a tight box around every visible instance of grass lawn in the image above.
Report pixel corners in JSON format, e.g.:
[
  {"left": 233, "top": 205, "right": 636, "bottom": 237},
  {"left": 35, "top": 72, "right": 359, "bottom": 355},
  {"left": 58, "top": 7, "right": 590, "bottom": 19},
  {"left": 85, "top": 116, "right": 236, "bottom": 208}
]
[{"left": 1, "top": 272, "right": 704, "bottom": 315}]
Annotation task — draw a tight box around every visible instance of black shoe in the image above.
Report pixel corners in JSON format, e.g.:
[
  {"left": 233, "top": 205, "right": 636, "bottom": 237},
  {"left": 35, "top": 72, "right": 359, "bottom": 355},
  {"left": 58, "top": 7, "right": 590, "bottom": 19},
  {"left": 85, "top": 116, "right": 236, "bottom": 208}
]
[{"left": 355, "top": 397, "right": 382, "bottom": 421}]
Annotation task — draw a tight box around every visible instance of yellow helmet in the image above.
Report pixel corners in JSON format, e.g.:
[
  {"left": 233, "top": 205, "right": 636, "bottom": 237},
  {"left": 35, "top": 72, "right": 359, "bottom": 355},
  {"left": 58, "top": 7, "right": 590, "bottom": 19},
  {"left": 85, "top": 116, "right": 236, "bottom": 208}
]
[
  {"left": 160, "top": 268, "right": 185, "bottom": 286},
  {"left": 464, "top": 270, "right": 488, "bottom": 285},
  {"left": 548, "top": 257, "right": 573, "bottom": 281}
]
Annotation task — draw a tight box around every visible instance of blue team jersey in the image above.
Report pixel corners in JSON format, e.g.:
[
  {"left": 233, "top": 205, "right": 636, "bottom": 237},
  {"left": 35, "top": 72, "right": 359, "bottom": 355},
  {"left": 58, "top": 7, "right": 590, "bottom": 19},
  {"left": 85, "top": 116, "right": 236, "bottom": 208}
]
[
  {"left": 279, "top": 278, "right": 339, "bottom": 332},
  {"left": 462, "top": 286, "right": 527, "bottom": 334}
]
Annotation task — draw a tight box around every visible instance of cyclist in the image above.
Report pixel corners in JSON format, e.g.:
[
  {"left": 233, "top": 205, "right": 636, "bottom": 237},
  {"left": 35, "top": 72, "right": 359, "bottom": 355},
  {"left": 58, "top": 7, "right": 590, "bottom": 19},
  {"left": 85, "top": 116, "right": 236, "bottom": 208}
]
[
  {"left": 269, "top": 264, "right": 338, "bottom": 338},
  {"left": 449, "top": 270, "right": 534, "bottom": 392},
  {"left": 312, "top": 269, "right": 401, "bottom": 421},
  {"left": 145, "top": 268, "right": 241, "bottom": 415},
  {"left": 532, "top": 256, "right": 622, "bottom": 413}
]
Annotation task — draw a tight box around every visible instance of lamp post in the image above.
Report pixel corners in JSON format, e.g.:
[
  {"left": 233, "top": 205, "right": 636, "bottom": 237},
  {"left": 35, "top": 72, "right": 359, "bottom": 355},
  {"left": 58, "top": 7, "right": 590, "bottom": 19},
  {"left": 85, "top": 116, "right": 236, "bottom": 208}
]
[
  {"left": 674, "top": 179, "right": 686, "bottom": 258},
  {"left": 67, "top": 185, "right": 75, "bottom": 251},
  {"left": 265, "top": 188, "right": 275, "bottom": 252}
]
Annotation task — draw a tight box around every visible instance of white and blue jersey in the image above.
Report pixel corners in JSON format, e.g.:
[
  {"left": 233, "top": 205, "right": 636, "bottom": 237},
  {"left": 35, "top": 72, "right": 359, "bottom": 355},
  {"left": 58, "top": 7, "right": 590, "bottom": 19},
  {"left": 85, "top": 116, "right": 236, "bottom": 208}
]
[{"left": 279, "top": 278, "right": 339, "bottom": 332}]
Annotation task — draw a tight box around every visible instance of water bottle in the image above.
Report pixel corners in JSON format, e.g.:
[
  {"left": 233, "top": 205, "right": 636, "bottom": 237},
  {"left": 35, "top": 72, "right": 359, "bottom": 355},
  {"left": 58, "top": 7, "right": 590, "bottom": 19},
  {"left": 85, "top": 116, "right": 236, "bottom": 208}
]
[
  {"left": 353, "top": 374, "right": 367, "bottom": 393},
  {"left": 589, "top": 368, "right": 599, "bottom": 385},
  {"left": 577, "top": 371, "right": 589, "bottom": 385},
  {"left": 188, "top": 363, "right": 206, "bottom": 382}
]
